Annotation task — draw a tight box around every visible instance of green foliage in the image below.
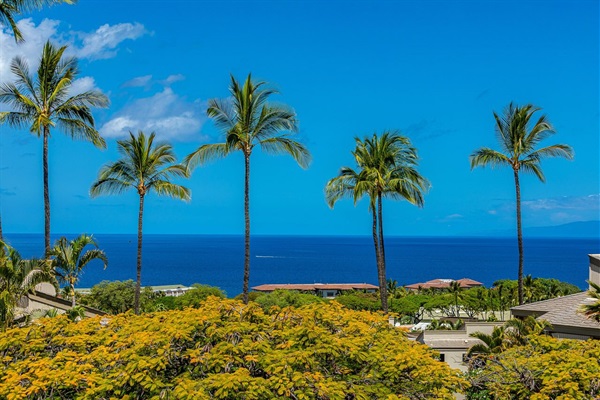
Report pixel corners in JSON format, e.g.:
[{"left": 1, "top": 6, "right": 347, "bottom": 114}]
[
  {"left": 79, "top": 280, "right": 158, "bottom": 314},
  {"left": 174, "top": 284, "right": 226, "bottom": 309},
  {"left": 253, "top": 289, "right": 324, "bottom": 311},
  {"left": 389, "top": 294, "right": 430, "bottom": 322},
  {"left": 0, "top": 241, "right": 56, "bottom": 329},
  {"left": 467, "top": 335, "right": 600, "bottom": 399},
  {"left": 334, "top": 292, "right": 381, "bottom": 311},
  {"left": 50, "top": 234, "right": 107, "bottom": 307},
  {"left": 0, "top": 297, "right": 466, "bottom": 399}
]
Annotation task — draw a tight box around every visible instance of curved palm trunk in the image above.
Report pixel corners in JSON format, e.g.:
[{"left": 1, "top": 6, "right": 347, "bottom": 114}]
[
  {"left": 514, "top": 170, "right": 524, "bottom": 305},
  {"left": 377, "top": 193, "right": 388, "bottom": 313},
  {"left": 0, "top": 213, "right": 3, "bottom": 242},
  {"left": 135, "top": 194, "right": 145, "bottom": 314},
  {"left": 371, "top": 204, "right": 380, "bottom": 293},
  {"left": 71, "top": 283, "right": 76, "bottom": 308},
  {"left": 43, "top": 126, "right": 51, "bottom": 256},
  {"left": 242, "top": 153, "right": 251, "bottom": 304}
]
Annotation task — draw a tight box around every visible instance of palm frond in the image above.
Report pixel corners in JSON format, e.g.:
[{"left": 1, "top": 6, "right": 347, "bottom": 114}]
[
  {"left": 470, "top": 148, "right": 512, "bottom": 169},
  {"left": 184, "top": 143, "right": 230, "bottom": 170},
  {"left": 258, "top": 136, "right": 311, "bottom": 168},
  {"left": 151, "top": 180, "right": 191, "bottom": 201}
]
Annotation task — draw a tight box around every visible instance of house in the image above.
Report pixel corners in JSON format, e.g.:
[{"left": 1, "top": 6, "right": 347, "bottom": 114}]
[
  {"left": 251, "top": 283, "right": 378, "bottom": 299},
  {"left": 510, "top": 254, "right": 600, "bottom": 340},
  {"left": 19, "top": 282, "right": 106, "bottom": 319},
  {"left": 415, "top": 322, "right": 500, "bottom": 372},
  {"left": 405, "top": 278, "right": 483, "bottom": 291}
]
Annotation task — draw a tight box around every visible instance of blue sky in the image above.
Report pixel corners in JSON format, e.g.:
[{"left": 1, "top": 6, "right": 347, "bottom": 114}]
[{"left": 0, "top": 0, "right": 598, "bottom": 236}]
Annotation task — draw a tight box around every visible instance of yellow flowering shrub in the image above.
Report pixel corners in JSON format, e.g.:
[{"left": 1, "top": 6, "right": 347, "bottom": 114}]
[
  {"left": 468, "top": 335, "right": 600, "bottom": 399},
  {"left": 0, "top": 297, "right": 466, "bottom": 399}
]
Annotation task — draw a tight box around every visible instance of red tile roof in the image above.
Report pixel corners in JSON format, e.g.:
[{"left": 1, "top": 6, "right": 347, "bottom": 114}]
[
  {"left": 405, "top": 278, "right": 483, "bottom": 290},
  {"left": 251, "top": 283, "right": 378, "bottom": 292}
]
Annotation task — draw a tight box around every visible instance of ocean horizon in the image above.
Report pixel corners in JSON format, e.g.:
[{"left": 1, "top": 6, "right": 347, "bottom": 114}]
[{"left": 3, "top": 233, "right": 599, "bottom": 297}]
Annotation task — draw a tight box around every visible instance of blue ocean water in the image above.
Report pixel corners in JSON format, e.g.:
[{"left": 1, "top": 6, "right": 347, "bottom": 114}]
[{"left": 4, "top": 234, "right": 600, "bottom": 297}]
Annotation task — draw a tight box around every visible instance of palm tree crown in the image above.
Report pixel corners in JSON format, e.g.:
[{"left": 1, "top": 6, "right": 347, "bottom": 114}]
[
  {"left": 326, "top": 131, "right": 428, "bottom": 312},
  {"left": 185, "top": 74, "right": 311, "bottom": 304},
  {"left": 91, "top": 131, "right": 190, "bottom": 314},
  {"left": 50, "top": 234, "right": 108, "bottom": 308},
  {"left": 0, "top": 241, "right": 57, "bottom": 329},
  {"left": 0, "top": 40, "right": 109, "bottom": 255},
  {"left": 470, "top": 103, "right": 573, "bottom": 305},
  {"left": 581, "top": 281, "right": 600, "bottom": 323}
]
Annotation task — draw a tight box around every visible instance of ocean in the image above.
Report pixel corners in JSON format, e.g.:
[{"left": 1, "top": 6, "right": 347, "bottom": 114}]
[{"left": 4, "top": 234, "right": 600, "bottom": 297}]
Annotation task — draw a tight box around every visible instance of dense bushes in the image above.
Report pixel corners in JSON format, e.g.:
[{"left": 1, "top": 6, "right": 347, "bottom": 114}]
[{"left": 0, "top": 297, "right": 467, "bottom": 399}]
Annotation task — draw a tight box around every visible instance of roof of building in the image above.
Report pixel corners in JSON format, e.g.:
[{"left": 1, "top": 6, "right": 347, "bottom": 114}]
[
  {"left": 251, "top": 283, "right": 378, "bottom": 292},
  {"left": 405, "top": 278, "right": 483, "bottom": 290},
  {"left": 511, "top": 291, "right": 600, "bottom": 331}
]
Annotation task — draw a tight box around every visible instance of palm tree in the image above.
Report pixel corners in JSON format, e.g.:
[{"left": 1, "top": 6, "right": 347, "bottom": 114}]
[
  {"left": 0, "top": 41, "right": 109, "bottom": 255},
  {"left": 185, "top": 74, "right": 310, "bottom": 304},
  {"left": 91, "top": 131, "right": 190, "bottom": 314},
  {"left": 50, "top": 234, "right": 108, "bottom": 307},
  {"left": 470, "top": 103, "right": 573, "bottom": 305},
  {"left": 0, "top": 241, "right": 57, "bottom": 329},
  {"left": 326, "top": 132, "right": 428, "bottom": 312},
  {"left": 448, "top": 280, "right": 463, "bottom": 317},
  {"left": 0, "top": 0, "right": 74, "bottom": 42},
  {"left": 467, "top": 326, "right": 505, "bottom": 357},
  {"left": 581, "top": 281, "right": 600, "bottom": 323}
]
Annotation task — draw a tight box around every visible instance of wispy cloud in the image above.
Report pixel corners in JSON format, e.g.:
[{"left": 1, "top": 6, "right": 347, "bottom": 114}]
[
  {"left": 122, "top": 75, "right": 153, "bottom": 88},
  {"left": 437, "top": 213, "right": 464, "bottom": 223},
  {"left": 403, "top": 119, "right": 455, "bottom": 141},
  {"left": 99, "top": 87, "right": 207, "bottom": 142},
  {"left": 0, "top": 188, "right": 16, "bottom": 196},
  {"left": 522, "top": 194, "right": 600, "bottom": 211},
  {"left": 475, "top": 88, "right": 490, "bottom": 100},
  {"left": 72, "top": 22, "right": 148, "bottom": 60}
]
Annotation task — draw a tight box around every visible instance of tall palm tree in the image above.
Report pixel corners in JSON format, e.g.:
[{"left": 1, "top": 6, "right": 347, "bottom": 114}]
[
  {"left": 185, "top": 74, "right": 311, "bottom": 304},
  {"left": 0, "top": 41, "right": 109, "bottom": 255},
  {"left": 90, "top": 131, "right": 190, "bottom": 314},
  {"left": 50, "top": 234, "right": 108, "bottom": 307},
  {"left": 326, "top": 132, "right": 427, "bottom": 312},
  {"left": 0, "top": 0, "right": 74, "bottom": 42},
  {"left": 581, "top": 281, "right": 600, "bottom": 323},
  {"left": 470, "top": 103, "right": 573, "bottom": 305},
  {"left": 0, "top": 241, "right": 56, "bottom": 330}
]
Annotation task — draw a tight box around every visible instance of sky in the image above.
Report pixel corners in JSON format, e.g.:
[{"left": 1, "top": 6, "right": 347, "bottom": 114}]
[{"left": 0, "top": 0, "right": 598, "bottom": 237}]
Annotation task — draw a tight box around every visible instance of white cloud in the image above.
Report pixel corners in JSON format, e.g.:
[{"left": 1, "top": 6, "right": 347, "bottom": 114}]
[
  {"left": 122, "top": 75, "right": 153, "bottom": 88},
  {"left": 0, "top": 19, "right": 147, "bottom": 81},
  {"left": 99, "top": 88, "right": 207, "bottom": 142},
  {"left": 73, "top": 22, "right": 148, "bottom": 60},
  {"left": 522, "top": 194, "right": 600, "bottom": 211},
  {"left": 162, "top": 74, "right": 185, "bottom": 85}
]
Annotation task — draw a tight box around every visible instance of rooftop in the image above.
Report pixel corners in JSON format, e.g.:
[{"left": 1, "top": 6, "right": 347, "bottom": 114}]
[
  {"left": 512, "top": 291, "right": 600, "bottom": 331},
  {"left": 405, "top": 278, "right": 483, "bottom": 290},
  {"left": 252, "top": 283, "right": 378, "bottom": 292}
]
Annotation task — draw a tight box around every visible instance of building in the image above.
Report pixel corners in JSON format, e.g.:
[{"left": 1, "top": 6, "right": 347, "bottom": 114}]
[
  {"left": 405, "top": 278, "right": 483, "bottom": 291},
  {"left": 510, "top": 254, "right": 600, "bottom": 340},
  {"left": 251, "top": 283, "right": 378, "bottom": 299},
  {"left": 19, "top": 282, "right": 106, "bottom": 319},
  {"left": 415, "top": 322, "right": 500, "bottom": 372}
]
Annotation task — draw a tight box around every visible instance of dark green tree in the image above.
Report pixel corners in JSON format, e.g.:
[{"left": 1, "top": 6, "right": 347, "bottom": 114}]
[
  {"left": 0, "top": 41, "right": 108, "bottom": 255},
  {"left": 185, "top": 74, "right": 311, "bottom": 304},
  {"left": 50, "top": 234, "right": 108, "bottom": 307},
  {"left": 326, "top": 132, "right": 428, "bottom": 312},
  {"left": 90, "top": 131, "right": 190, "bottom": 314},
  {"left": 470, "top": 103, "right": 573, "bottom": 305}
]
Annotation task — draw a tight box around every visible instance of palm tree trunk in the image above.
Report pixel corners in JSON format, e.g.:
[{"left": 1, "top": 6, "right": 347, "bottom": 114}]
[
  {"left": 377, "top": 193, "right": 388, "bottom": 313},
  {"left": 43, "top": 126, "right": 51, "bottom": 256},
  {"left": 242, "top": 153, "right": 251, "bottom": 304},
  {"left": 371, "top": 204, "right": 380, "bottom": 284},
  {"left": 71, "top": 283, "right": 76, "bottom": 308},
  {"left": 514, "top": 169, "right": 524, "bottom": 305},
  {"left": 0, "top": 213, "right": 3, "bottom": 242},
  {"left": 135, "top": 194, "right": 144, "bottom": 314}
]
